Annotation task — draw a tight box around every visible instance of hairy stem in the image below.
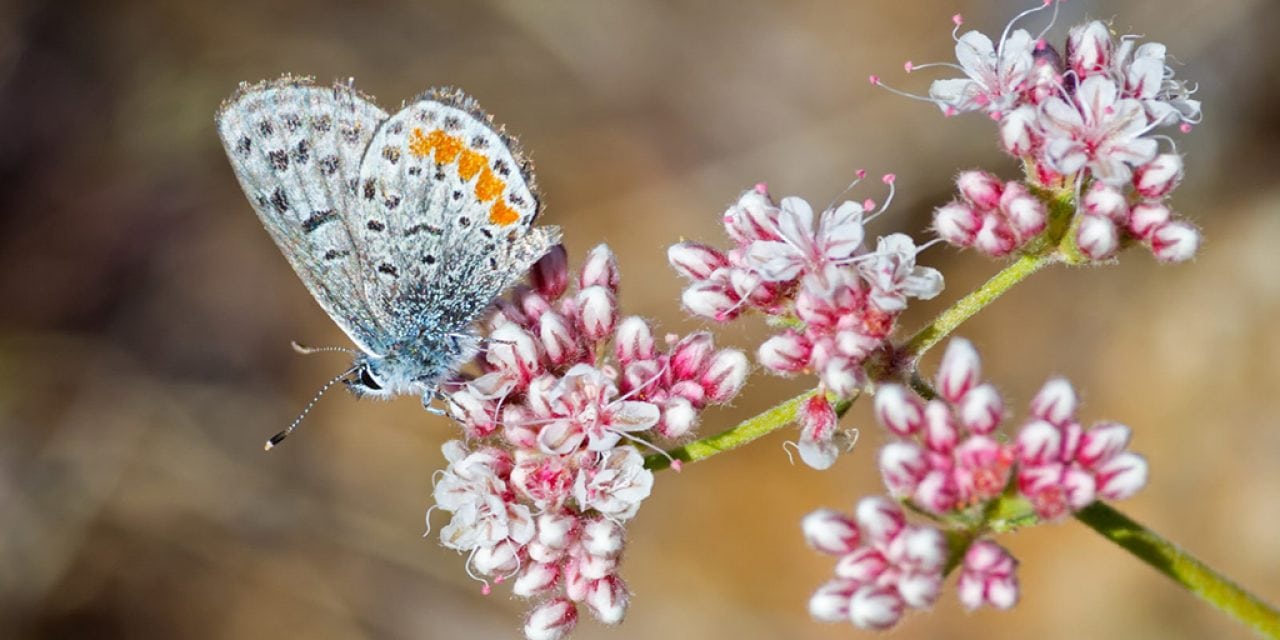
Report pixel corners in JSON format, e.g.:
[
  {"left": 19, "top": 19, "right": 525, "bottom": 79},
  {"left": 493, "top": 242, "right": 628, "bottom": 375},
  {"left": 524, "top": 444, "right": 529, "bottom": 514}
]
[
  {"left": 901, "top": 251, "right": 1058, "bottom": 361},
  {"left": 1075, "top": 502, "right": 1280, "bottom": 638}
]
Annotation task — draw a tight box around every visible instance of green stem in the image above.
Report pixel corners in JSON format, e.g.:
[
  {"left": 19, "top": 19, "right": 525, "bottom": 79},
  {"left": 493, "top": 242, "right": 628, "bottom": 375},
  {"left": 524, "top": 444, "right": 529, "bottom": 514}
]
[
  {"left": 644, "top": 391, "right": 853, "bottom": 471},
  {"left": 1075, "top": 502, "right": 1280, "bottom": 639},
  {"left": 644, "top": 391, "right": 814, "bottom": 471},
  {"left": 901, "top": 251, "right": 1058, "bottom": 361}
]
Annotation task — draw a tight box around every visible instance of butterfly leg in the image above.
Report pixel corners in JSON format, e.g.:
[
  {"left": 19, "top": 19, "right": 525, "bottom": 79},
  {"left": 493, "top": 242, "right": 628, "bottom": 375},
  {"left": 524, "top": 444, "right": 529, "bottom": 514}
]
[{"left": 421, "top": 388, "right": 447, "bottom": 415}]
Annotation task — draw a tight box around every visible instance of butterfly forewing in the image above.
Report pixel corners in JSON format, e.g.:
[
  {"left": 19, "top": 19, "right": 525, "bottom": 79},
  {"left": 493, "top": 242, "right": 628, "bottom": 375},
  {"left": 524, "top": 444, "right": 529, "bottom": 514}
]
[
  {"left": 216, "top": 77, "right": 391, "bottom": 354},
  {"left": 355, "top": 90, "right": 561, "bottom": 339}
]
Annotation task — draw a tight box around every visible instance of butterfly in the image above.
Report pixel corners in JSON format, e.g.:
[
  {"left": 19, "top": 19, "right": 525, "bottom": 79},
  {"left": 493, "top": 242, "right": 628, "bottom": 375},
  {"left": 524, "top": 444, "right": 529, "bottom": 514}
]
[{"left": 215, "top": 75, "right": 561, "bottom": 448}]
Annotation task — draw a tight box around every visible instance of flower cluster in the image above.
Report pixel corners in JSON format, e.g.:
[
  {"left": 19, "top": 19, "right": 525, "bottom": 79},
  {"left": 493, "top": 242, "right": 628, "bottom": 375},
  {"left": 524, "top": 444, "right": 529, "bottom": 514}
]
[
  {"left": 805, "top": 337, "right": 1148, "bottom": 630},
  {"left": 804, "top": 498, "right": 947, "bottom": 630},
  {"left": 437, "top": 244, "right": 748, "bottom": 640},
  {"left": 669, "top": 181, "right": 943, "bottom": 467},
  {"left": 883, "top": 3, "right": 1202, "bottom": 262}
]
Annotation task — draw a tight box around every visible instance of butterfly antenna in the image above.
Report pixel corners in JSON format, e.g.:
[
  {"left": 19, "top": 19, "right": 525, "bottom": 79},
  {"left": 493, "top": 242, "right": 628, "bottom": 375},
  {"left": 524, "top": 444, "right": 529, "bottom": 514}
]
[
  {"left": 265, "top": 366, "right": 358, "bottom": 451},
  {"left": 291, "top": 341, "right": 358, "bottom": 356}
]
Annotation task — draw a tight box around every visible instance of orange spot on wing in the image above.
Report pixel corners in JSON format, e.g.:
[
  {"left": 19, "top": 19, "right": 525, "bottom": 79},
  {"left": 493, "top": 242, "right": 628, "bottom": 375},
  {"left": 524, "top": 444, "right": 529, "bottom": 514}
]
[
  {"left": 430, "top": 130, "right": 462, "bottom": 164},
  {"left": 457, "top": 148, "right": 485, "bottom": 181},
  {"left": 408, "top": 128, "right": 433, "bottom": 157},
  {"left": 489, "top": 200, "right": 519, "bottom": 226},
  {"left": 474, "top": 166, "right": 504, "bottom": 202}
]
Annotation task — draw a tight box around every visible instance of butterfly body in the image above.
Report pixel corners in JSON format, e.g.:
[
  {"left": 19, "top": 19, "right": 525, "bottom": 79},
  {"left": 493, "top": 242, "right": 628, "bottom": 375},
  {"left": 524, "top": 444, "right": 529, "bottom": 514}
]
[{"left": 216, "top": 76, "right": 559, "bottom": 419}]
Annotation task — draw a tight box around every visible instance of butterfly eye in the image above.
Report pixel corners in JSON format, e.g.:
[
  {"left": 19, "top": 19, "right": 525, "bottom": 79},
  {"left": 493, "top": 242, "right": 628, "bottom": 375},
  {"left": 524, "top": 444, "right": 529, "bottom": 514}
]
[{"left": 358, "top": 367, "right": 384, "bottom": 391}]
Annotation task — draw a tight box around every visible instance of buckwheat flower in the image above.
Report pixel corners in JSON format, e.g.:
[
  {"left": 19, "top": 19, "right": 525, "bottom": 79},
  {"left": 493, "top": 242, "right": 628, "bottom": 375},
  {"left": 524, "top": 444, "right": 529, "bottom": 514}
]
[
  {"left": 1112, "top": 32, "right": 1203, "bottom": 127},
  {"left": 744, "top": 197, "right": 866, "bottom": 285},
  {"left": 857, "top": 234, "right": 944, "bottom": 312},
  {"left": 524, "top": 598, "right": 578, "bottom": 640},
  {"left": 873, "top": 339, "right": 1014, "bottom": 515},
  {"left": 805, "top": 496, "right": 947, "bottom": 631},
  {"left": 934, "top": 171, "right": 1047, "bottom": 256},
  {"left": 573, "top": 447, "right": 654, "bottom": 520},
  {"left": 1041, "top": 75, "right": 1158, "bottom": 185},
  {"left": 928, "top": 26, "right": 1036, "bottom": 118},
  {"left": 433, "top": 244, "right": 746, "bottom": 638},
  {"left": 1015, "top": 378, "right": 1149, "bottom": 520},
  {"left": 957, "top": 539, "right": 1020, "bottom": 610}
]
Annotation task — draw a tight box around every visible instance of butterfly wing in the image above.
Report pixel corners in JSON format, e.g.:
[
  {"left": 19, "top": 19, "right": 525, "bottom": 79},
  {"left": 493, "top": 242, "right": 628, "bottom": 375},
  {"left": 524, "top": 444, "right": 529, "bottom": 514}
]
[
  {"left": 216, "top": 76, "right": 392, "bottom": 354},
  {"left": 352, "top": 88, "right": 561, "bottom": 340}
]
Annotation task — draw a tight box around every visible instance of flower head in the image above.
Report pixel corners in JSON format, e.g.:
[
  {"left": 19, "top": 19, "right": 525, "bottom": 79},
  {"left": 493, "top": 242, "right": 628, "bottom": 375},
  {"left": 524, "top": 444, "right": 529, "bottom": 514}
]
[{"left": 433, "top": 245, "right": 746, "bottom": 638}]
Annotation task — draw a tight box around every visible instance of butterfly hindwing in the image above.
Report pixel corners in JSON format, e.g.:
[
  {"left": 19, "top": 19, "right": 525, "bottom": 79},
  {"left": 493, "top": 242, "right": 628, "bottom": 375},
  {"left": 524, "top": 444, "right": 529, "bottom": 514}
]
[
  {"left": 216, "top": 76, "right": 393, "bottom": 353},
  {"left": 354, "top": 89, "right": 560, "bottom": 338}
]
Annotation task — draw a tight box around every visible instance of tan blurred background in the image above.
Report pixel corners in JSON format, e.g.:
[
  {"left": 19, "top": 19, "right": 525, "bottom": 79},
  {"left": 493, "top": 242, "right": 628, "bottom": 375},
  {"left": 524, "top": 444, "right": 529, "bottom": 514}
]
[{"left": 2, "top": 0, "right": 1278, "bottom": 638}]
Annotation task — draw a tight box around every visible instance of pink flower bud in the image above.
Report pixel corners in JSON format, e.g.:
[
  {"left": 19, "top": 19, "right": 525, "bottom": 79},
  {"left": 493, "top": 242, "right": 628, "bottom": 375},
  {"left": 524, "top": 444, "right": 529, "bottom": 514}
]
[
  {"left": 671, "top": 332, "right": 715, "bottom": 379},
  {"left": 1128, "top": 201, "right": 1171, "bottom": 239},
  {"left": 849, "top": 585, "right": 904, "bottom": 630},
  {"left": 582, "top": 518, "right": 625, "bottom": 558},
  {"left": 974, "top": 214, "right": 1017, "bottom": 256},
  {"left": 1134, "top": 153, "right": 1184, "bottom": 199},
  {"left": 800, "top": 394, "right": 837, "bottom": 442},
  {"left": 855, "top": 496, "right": 905, "bottom": 543},
  {"left": 914, "top": 469, "right": 958, "bottom": 514},
  {"left": 957, "top": 170, "right": 1003, "bottom": 210},
  {"left": 1031, "top": 377, "right": 1077, "bottom": 425},
  {"left": 562, "top": 557, "right": 589, "bottom": 601},
  {"left": 514, "top": 561, "right": 561, "bottom": 598},
  {"left": 613, "top": 316, "right": 655, "bottom": 363},
  {"left": 537, "top": 513, "right": 578, "bottom": 550},
  {"left": 802, "top": 509, "right": 862, "bottom": 555},
  {"left": 1094, "top": 452, "right": 1148, "bottom": 500},
  {"left": 658, "top": 397, "right": 697, "bottom": 439},
  {"left": 999, "top": 106, "right": 1039, "bottom": 156},
  {"left": 958, "top": 540, "right": 1020, "bottom": 610},
  {"left": 1076, "top": 214, "right": 1119, "bottom": 260},
  {"left": 1077, "top": 422, "right": 1132, "bottom": 468},
  {"left": 834, "top": 547, "right": 889, "bottom": 582},
  {"left": 1000, "top": 182, "right": 1047, "bottom": 239},
  {"left": 539, "top": 311, "right": 578, "bottom": 367},
  {"left": 578, "top": 244, "right": 619, "bottom": 291},
  {"left": 1061, "top": 466, "right": 1098, "bottom": 512},
  {"left": 958, "top": 383, "right": 1003, "bottom": 434},
  {"left": 473, "top": 540, "right": 520, "bottom": 575},
  {"left": 578, "top": 551, "right": 619, "bottom": 580},
  {"left": 954, "top": 434, "right": 1012, "bottom": 501},
  {"left": 922, "top": 400, "right": 958, "bottom": 452},
  {"left": 524, "top": 598, "right": 578, "bottom": 640},
  {"left": 519, "top": 288, "right": 553, "bottom": 321},
  {"left": 879, "top": 442, "right": 928, "bottom": 497},
  {"left": 668, "top": 241, "right": 729, "bottom": 280},
  {"left": 900, "top": 525, "right": 947, "bottom": 571},
  {"left": 724, "top": 188, "right": 779, "bottom": 244},
  {"left": 488, "top": 324, "right": 543, "bottom": 383},
  {"left": 681, "top": 280, "right": 740, "bottom": 321},
  {"left": 576, "top": 285, "right": 617, "bottom": 341},
  {"left": 937, "top": 337, "right": 981, "bottom": 403},
  {"left": 700, "top": 349, "right": 749, "bottom": 403},
  {"left": 821, "top": 358, "right": 862, "bottom": 399},
  {"left": 933, "top": 201, "right": 981, "bottom": 246},
  {"left": 1066, "top": 21, "right": 1113, "bottom": 78},
  {"left": 874, "top": 384, "right": 925, "bottom": 436},
  {"left": 809, "top": 579, "right": 857, "bottom": 622},
  {"left": 1016, "top": 420, "right": 1064, "bottom": 465},
  {"left": 1082, "top": 182, "right": 1129, "bottom": 223},
  {"left": 1150, "top": 220, "right": 1200, "bottom": 263},
  {"left": 531, "top": 244, "right": 569, "bottom": 299},
  {"left": 758, "top": 331, "right": 811, "bottom": 374},
  {"left": 586, "top": 575, "right": 629, "bottom": 625},
  {"left": 897, "top": 571, "right": 942, "bottom": 608}
]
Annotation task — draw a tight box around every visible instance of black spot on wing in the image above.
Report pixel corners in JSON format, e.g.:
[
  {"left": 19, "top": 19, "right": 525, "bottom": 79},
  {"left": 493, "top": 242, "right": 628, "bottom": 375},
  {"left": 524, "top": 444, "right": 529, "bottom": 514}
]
[{"left": 302, "top": 209, "right": 337, "bottom": 233}]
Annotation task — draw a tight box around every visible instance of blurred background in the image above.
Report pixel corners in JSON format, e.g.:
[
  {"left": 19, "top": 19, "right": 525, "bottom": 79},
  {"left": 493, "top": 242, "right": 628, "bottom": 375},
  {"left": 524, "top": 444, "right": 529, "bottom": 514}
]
[{"left": 2, "top": 0, "right": 1278, "bottom": 638}]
